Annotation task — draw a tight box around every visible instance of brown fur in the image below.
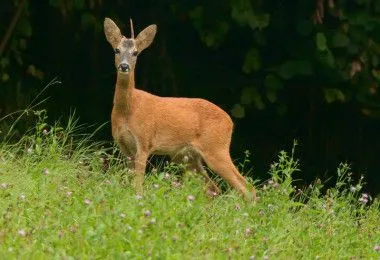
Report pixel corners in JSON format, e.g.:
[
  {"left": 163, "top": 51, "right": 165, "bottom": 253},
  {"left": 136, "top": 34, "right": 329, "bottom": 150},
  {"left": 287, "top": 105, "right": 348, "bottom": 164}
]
[{"left": 104, "top": 18, "right": 256, "bottom": 200}]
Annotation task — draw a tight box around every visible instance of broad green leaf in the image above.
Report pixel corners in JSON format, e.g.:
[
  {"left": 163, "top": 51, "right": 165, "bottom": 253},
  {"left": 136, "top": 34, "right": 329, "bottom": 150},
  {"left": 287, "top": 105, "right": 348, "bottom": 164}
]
[
  {"left": 240, "top": 86, "right": 265, "bottom": 110},
  {"left": 243, "top": 49, "right": 261, "bottom": 73},
  {"left": 278, "top": 61, "right": 295, "bottom": 79},
  {"left": 208, "top": 21, "right": 230, "bottom": 47},
  {"left": 218, "top": 21, "right": 229, "bottom": 35},
  {"left": 240, "top": 87, "right": 254, "bottom": 105},
  {"left": 231, "top": 0, "right": 269, "bottom": 30},
  {"left": 189, "top": 6, "right": 203, "bottom": 20},
  {"left": 265, "top": 75, "right": 282, "bottom": 103},
  {"left": 372, "top": 69, "right": 380, "bottom": 80},
  {"left": 266, "top": 89, "right": 277, "bottom": 103},
  {"left": 359, "top": 52, "right": 368, "bottom": 64},
  {"left": 1, "top": 73, "right": 9, "bottom": 82},
  {"left": 372, "top": 55, "right": 379, "bottom": 67},
  {"left": 18, "top": 18, "right": 32, "bottom": 37},
  {"left": 16, "top": 55, "right": 23, "bottom": 66},
  {"left": 324, "top": 89, "right": 335, "bottom": 103},
  {"left": 27, "top": 65, "right": 44, "bottom": 80},
  {"left": 319, "top": 50, "right": 335, "bottom": 68},
  {"left": 189, "top": 6, "right": 203, "bottom": 30},
  {"left": 230, "top": 104, "right": 245, "bottom": 118},
  {"left": 197, "top": 20, "right": 229, "bottom": 48},
  {"left": 253, "top": 95, "right": 265, "bottom": 110},
  {"left": 335, "top": 90, "right": 345, "bottom": 102},
  {"left": 326, "top": 52, "right": 335, "bottom": 67},
  {"left": 247, "top": 13, "right": 270, "bottom": 30},
  {"left": 332, "top": 32, "right": 350, "bottom": 47},
  {"left": 342, "top": 23, "right": 349, "bottom": 33},
  {"left": 324, "top": 88, "right": 345, "bottom": 103},
  {"left": 231, "top": 0, "right": 253, "bottom": 25},
  {"left": 265, "top": 75, "right": 283, "bottom": 90},
  {"left": 316, "top": 32, "right": 327, "bottom": 51},
  {"left": 0, "top": 58, "right": 9, "bottom": 69},
  {"left": 202, "top": 34, "right": 216, "bottom": 47},
  {"left": 20, "top": 39, "right": 27, "bottom": 50}
]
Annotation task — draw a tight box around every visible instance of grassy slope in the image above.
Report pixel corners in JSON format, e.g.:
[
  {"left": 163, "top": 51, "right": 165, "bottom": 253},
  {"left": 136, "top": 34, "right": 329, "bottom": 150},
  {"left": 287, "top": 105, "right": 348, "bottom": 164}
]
[{"left": 0, "top": 119, "right": 379, "bottom": 259}]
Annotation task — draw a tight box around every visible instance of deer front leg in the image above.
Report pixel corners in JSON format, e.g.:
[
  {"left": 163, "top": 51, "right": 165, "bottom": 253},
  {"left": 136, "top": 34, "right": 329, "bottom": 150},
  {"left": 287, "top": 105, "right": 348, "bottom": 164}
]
[
  {"left": 174, "top": 154, "right": 221, "bottom": 197},
  {"left": 189, "top": 157, "right": 221, "bottom": 196},
  {"left": 133, "top": 150, "right": 148, "bottom": 195}
]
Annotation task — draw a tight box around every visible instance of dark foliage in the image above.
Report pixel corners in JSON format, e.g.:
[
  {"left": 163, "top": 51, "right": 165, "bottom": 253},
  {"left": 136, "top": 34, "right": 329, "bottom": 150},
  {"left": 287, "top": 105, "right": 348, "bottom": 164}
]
[{"left": 1, "top": 0, "right": 380, "bottom": 194}]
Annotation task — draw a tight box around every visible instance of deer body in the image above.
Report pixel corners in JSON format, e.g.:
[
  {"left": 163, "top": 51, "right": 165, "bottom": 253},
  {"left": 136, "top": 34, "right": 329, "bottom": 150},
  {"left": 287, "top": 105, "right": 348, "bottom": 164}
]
[
  {"left": 113, "top": 87, "right": 233, "bottom": 157},
  {"left": 105, "top": 18, "right": 255, "bottom": 200}
]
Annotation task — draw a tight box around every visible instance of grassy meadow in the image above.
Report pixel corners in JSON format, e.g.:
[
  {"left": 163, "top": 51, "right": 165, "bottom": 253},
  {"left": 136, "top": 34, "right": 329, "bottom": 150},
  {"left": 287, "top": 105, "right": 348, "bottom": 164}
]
[{"left": 0, "top": 111, "right": 379, "bottom": 259}]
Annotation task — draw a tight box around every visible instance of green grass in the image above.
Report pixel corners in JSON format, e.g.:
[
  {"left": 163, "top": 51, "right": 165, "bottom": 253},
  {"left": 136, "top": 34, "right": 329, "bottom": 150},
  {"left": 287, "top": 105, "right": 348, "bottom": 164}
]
[{"left": 0, "top": 113, "right": 379, "bottom": 259}]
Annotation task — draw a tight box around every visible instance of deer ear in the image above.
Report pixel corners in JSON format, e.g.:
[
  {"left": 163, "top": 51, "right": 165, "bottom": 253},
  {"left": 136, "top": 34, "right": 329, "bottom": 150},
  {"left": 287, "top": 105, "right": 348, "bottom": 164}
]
[
  {"left": 135, "top": 24, "right": 157, "bottom": 52},
  {"left": 104, "top": 18, "right": 122, "bottom": 48}
]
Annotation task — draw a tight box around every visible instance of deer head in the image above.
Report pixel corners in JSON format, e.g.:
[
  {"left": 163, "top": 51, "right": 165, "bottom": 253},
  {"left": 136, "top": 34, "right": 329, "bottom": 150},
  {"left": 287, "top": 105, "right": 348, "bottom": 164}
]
[{"left": 104, "top": 17, "right": 157, "bottom": 74}]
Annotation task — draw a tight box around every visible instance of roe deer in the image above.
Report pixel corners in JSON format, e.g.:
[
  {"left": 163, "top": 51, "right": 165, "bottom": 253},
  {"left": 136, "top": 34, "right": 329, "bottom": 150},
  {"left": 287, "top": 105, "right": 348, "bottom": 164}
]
[{"left": 104, "top": 17, "right": 256, "bottom": 201}]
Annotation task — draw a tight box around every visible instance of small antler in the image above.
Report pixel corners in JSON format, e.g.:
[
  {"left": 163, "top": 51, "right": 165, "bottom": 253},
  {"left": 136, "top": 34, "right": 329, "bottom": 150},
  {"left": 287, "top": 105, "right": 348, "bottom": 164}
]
[{"left": 130, "top": 18, "right": 135, "bottom": 39}]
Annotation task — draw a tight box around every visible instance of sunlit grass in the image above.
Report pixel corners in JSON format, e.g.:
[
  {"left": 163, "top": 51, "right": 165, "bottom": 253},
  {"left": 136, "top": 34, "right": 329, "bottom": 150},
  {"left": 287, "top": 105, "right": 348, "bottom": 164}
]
[{"left": 0, "top": 112, "right": 379, "bottom": 259}]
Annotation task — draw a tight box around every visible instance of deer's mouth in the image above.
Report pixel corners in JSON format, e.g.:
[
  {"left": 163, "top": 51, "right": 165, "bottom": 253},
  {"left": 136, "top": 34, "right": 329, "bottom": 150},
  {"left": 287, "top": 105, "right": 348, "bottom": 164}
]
[{"left": 118, "top": 69, "right": 130, "bottom": 74}]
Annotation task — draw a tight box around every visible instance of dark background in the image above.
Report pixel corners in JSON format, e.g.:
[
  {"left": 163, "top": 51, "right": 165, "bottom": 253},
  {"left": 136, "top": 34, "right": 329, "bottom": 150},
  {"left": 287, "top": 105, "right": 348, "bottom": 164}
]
[{"left": 1, "top": 0, "right": 379, "bottom": 195}]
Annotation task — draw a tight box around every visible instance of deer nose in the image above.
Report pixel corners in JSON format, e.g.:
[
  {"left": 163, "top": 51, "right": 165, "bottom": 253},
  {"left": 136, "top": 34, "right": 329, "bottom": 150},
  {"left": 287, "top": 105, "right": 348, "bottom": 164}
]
[{"left": 119, "top": 63, "right": 130, "bottom": 72}]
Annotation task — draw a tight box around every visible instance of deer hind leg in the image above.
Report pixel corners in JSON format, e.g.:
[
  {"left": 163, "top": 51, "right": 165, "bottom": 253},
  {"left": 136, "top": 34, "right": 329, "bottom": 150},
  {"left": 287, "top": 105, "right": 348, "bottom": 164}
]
[{"left": 199, "top": 149, "right": 256, "bottom": 201}]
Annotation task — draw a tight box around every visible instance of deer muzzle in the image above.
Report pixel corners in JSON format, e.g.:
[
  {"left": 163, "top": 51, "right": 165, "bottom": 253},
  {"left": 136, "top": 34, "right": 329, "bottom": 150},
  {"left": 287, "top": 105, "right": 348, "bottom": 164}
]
[{"left": 119, "top": 63, "right": 130, "bottom": 73}]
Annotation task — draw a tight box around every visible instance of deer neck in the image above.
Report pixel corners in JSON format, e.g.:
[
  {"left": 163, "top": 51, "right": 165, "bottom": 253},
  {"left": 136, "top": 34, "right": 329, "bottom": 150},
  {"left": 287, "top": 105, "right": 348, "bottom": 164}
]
[{"left": 113, "top": 71, "right": 135, "bottom": 116}]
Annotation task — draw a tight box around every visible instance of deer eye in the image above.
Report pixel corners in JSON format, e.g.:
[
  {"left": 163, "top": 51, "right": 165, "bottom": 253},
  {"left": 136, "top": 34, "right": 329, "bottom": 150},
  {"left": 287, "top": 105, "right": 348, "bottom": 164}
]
[
  {"left": 132, "top": 51, "right": 139, "bottom": 56},
  {"left": 114, "top": 48, "right": 120, "bottom": 54}
]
